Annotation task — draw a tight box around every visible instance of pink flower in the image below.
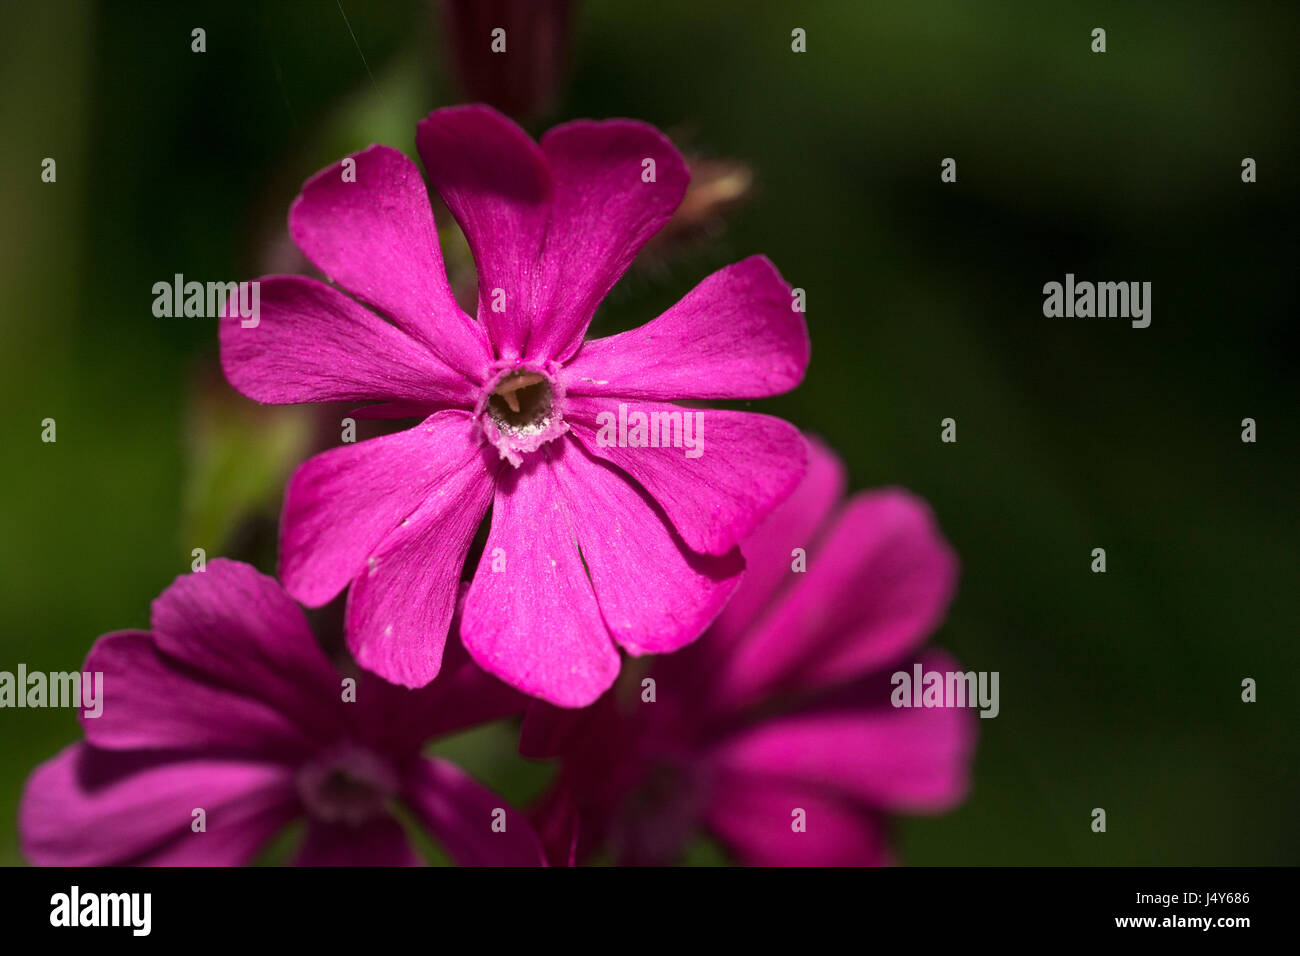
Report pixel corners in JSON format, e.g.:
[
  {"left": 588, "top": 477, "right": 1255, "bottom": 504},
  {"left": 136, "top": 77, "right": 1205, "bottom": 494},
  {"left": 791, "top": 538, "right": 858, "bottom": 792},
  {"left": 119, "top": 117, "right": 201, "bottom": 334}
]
[
  {"left": 523, "top": 440, "right": 976, "bottom": 865},
  {"left": 220, "top": 105, "right": 810, "bottom": 707},
  {"left": 19, "top": 560, "right": 545, "bottom": 866}
]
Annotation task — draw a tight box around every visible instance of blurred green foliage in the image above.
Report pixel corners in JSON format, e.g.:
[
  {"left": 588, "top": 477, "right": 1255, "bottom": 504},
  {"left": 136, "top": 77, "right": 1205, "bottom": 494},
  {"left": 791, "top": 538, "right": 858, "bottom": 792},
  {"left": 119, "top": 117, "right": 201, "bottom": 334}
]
[{"left": 1, "top": 0, "right": 1296, "bottom": 865}]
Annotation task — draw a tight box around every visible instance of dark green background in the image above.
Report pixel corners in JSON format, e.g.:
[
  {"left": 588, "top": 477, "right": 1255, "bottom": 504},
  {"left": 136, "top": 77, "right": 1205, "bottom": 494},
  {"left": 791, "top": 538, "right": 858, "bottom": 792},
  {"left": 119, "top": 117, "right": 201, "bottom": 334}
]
[{"left": 2, "top": 0, "right": 1296, "bottom": 865}]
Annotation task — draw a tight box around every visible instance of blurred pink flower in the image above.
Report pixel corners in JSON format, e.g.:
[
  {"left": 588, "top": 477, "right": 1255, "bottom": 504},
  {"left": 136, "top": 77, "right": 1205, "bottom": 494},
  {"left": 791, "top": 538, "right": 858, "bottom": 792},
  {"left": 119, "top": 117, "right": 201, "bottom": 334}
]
[
  {"left": 20, "top": 560, "right": 544, "bottom": 866},
  {"left": 220, "top": 105, "right": 809, "bottom": 707},
  {"left": 523, "top": 440, "right": 976, "bottom": 865}
]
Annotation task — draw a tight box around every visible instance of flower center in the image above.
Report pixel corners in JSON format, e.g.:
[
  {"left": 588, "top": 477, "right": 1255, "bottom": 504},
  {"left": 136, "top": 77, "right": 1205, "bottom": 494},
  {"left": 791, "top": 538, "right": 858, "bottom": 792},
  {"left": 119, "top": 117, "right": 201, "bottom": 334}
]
[
  {"left": 488, "top": 372, "right": 553, "bottom": 432},
  {"left": 296, "top": 743, "right": 398, "bottom": 826},
  {"left": 477, "top": 363, "right": 568, "bottom": 467}
]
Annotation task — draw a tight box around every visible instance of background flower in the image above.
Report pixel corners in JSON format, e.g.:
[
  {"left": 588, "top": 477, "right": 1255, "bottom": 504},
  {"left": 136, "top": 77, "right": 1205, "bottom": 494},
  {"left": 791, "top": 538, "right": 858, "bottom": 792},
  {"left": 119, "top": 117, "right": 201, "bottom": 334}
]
[
  {"left": 20, "top": 560, "right": 545, "bottom": 866},
  {"left": 523, "top": 440, "right": 976, "bottom": 865}
]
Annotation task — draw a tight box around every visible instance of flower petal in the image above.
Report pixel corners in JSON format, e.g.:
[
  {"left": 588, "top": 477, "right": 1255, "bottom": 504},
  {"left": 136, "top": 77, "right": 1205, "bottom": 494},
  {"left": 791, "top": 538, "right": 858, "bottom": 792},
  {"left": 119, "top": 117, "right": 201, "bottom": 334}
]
[
  {"left": 649, "top": 437, "right": 845, "bottom": 716},
  {"left": 416, "top": 105, "right": 550, "bottom": 360},
  {"left": 344, "top": 446, "right": 497, "bottom": 688},
  {"left": 82, "top": 630, "right": 325, "bottom": 758},
  {"left": 461, "top": 457, "right": 619, "bottom": 707},
  {"left": 149, "top": 560, "right": 341, "bottom": 730},
  {"left": 706, "top": 435, "right": 846, "bottom": 650},
  {"left": 20, "top": 745, "right": 297, "bottom": 866},
  {"left": 219, "top": 275, "right": 476, "bottom": 406},
  {"left": 562, "top": 256, "right": 808, "bottom": 399},
  {"left": 703, "top": 772, "right": 891, "bottom": 866},
  {"left": 547, "top": 436, "right": 743, "bottom": 655},
  {"left": 705, "top": 668, "right": 976, "bottom": 813},
  {"left": 289, "top": 144, "right": 491, "bottom": 378},
  {"left": 526, "top": 118, "right": 689, "bottom": 362},
  {"left": 404, "top": 757, "right": 547, "bottom": 865},
  {"left": 416, "top": 107, "right": 690, "bottom": 363},
  {"left": 567, "top": 398, "right": 807, "bottom": 555},
  {"left": 280, "top": 410, "right": 486, "bottom": 607},
  {"left": 715, "top": 489, "right": 958, "bottom": 707},
  {"left": 294, "top": 816, "right": 419, "bottom": 867}
]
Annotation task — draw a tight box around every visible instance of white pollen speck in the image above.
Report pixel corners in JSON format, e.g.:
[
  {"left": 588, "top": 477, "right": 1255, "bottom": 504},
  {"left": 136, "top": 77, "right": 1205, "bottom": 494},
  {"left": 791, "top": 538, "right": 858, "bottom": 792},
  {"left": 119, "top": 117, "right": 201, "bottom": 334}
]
[
  {"left": 368, "top": 557, "right": 378, "bottom": 572},
  {"left": 384, "top": 625, "right": 392, "bottom": 636}
]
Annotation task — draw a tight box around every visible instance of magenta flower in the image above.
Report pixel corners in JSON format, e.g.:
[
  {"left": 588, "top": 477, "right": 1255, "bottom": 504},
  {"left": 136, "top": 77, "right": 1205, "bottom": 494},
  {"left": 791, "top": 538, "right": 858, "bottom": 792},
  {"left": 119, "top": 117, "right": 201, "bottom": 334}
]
[
  {"left": 19, "top": 560, "right": 544, "bottom": 866},
  {"left": 220, "top": 105, "right": 810, "bottom": 707},
  {"left": 523, "top": 440, "right": 976, "bottom": 865}
]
